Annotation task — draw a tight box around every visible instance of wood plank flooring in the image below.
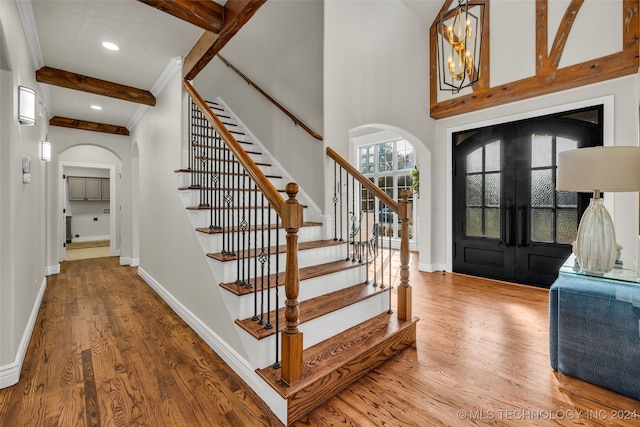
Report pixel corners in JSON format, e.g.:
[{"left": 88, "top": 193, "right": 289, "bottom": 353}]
[{"left": 1, "top": 254, "right": 640, "bottom": 426}]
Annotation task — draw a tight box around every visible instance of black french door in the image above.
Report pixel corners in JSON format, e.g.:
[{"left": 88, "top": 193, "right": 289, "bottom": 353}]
[{"left": 453, "top": 107, "right": 602, "bottom": 288}]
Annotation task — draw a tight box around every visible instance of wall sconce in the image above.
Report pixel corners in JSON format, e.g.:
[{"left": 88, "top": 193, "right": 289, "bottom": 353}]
[
  {"left": 436, "top": 0, "right": 485, "bottom": 93},
  {"left": 18, "top": 86, "right": 36, "bottom": 125},
  {"left": 557, "top": 146, "right": 640, "bottom": 273},
  {"left": 41, "top": 141, "right": 51, "bottom": 162}
]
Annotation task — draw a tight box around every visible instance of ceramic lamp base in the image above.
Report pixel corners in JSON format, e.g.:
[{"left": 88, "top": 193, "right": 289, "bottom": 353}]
[{"left": 573, "top": 197, "right": 618, "bottom": 274}]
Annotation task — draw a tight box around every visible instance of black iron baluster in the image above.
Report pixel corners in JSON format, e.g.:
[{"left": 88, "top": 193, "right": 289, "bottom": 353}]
[
  {"left": 265, "top": 204, "right": 272, "bottom": 330},
  {"left": 258, "top": 193, "right": 267, "bottom": 326},
  {"left": 239, "top": 169, "right": 249, "bottom": 288},
  {"left": 350, "top": 176, "right": 357, "bottom": 262},
  {"left": 339, "top": 166, "right": 344, "bottom": 242},
  {"left": 245, "top": 175, "right": 252, "bottom": 290},
  {"left": 252, "top": 183, "right": 259, "bottom": 322}
]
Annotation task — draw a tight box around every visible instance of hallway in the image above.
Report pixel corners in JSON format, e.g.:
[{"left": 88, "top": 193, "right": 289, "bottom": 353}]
[{"left": 1, "top": 256, "right": 639, "bottom": 426}]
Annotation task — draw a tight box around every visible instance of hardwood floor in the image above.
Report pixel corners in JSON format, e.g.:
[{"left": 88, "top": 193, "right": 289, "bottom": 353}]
[{"left": 1, "top": 254, "right": 639, "bottom": 426}]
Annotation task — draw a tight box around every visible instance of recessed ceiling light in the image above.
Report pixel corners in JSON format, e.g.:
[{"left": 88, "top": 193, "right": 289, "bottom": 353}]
[
  {"left": 91, "top": 105, "right": 102, "bottom": 110},
  {"left": 102, "top": 41, "right": 119, "bottom": 51}
]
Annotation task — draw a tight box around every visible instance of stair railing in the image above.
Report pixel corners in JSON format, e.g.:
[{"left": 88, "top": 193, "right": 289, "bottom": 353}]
[
  {"left": 217, "top": 54, "right": 323, "bottom": 141},
  {"left": 184, "top": 80, "right": 305, "bottom": 385},
  {"left": 326, "top": 147, "right": 413, "bottom": 321}
]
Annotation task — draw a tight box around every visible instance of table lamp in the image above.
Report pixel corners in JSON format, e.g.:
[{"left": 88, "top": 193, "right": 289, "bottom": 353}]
[{"left": 556, "top": 146, "right": 640, "bottom": 273}]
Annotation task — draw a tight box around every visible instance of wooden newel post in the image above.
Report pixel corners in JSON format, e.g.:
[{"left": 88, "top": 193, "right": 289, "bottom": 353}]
[
  {"left": 280, "top": 182, "right": 304, "bottom": 385},
  {"left": 397, "top": 189, "right": 412, "bottom": 321}
]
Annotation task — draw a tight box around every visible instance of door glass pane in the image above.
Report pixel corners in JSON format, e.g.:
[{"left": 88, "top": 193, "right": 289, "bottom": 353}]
[
  {"left": 466, "top": 208, "right": 482, "bottom": 236},
  {"left": 485, "top": 141, "right": 501, "bottom": 171},
  {"left": 467, "top": 148, "right": 482, "bottom": 173},
  {"left": 531, "top": 169, "right": 553, "bottom": 207},
  {"left": 466, "top": 175, "right": 482, "bottom": 205},
  {"left": 485, "top": 208, "right": 500, "bottom": 238},
  {"left": 485, "top": 173, "right": 500, "bottom": 206},
  {"left": 556, "top": 191, "right": 577, "bottom": 207},
  {"left": 531, "top": 134, "right": 552, "bottom": 167},
  {"left": 556, "top": 209, "right": 578, "bottom": 244},
  {"left": 465, "top": 141, "right": 502, "bottom": 239},
  {"left": 531, "top": 208, "right": 553, "bottom": 243}
]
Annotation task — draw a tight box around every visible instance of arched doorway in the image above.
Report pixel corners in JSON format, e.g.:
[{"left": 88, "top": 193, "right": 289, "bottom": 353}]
[
  {"left": 452, "top": 105, "right": 603, "bottom": 287},
  {"left": 349, "top": 125, "right": 431, "bottom": 264},
  {"left": 58, "top": 145, "right": 121, "bottom": 262}
]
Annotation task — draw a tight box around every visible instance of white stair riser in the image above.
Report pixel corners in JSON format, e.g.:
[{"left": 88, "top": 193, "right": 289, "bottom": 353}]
[
  {"left": 220, "top": 267, "right": 367, "bottom": 320},
  {"left": 186, "top": 207, "right": 283, "bottom": 229},
  {"left": 236, "top": 292, "right": 389, "bottom": 369},
  {"left": 206, "top": 245, "right": 346, "bottom": 284},
  {"left": 195, "top": 225, "right": 324, "bottom": 254}
]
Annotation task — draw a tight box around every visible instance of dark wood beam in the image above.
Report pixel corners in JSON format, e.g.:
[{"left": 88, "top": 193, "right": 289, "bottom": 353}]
[
  {"left": 137, "top": 0, "right": 224, "bottom": 33},
  {"left": 183, "top": 0, "right": 266, "bottom": 80},
  {"left": 430, "top": 0, "right": 639, "bottom": 119},
  {"left": 50, "top": 116, "right": 130, "bottom": 136},
  {"left": 36, "top": 66, "right": 156, "bottom": 106}
]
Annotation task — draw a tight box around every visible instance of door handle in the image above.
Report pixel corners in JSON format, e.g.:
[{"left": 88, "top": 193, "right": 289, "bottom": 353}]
[
  {"left": 518, "top": 206, "right": 528, "bottom": 247},
  {"left": 504, "top": 206, "right": 513, "bottom": 247}
]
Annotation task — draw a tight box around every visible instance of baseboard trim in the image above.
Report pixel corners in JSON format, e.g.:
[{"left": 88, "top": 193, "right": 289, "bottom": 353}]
[
  {"left": 71, "top": 235, "right": 110, "bottom": 243},
  {"left": 418, "top": 262, "right": 447, "bottom": 273},
  {"left": 45, "top": 264, "right": 60, "bottom": 276},
  {"left": 0, "top": 277, "right": 47, "bottom": 389},
  {"left": 137, "top": 267, "right": 287, "bottom": 424},
  {"left": 119, "top": 257, "right": 140, "bottom": 267}
]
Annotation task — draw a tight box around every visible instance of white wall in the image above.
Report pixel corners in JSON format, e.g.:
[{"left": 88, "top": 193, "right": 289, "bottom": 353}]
[
  {"left": 0, "top": 0, "right": 48, "bottom": 387},
  {"left": 193, "top": 0, "right": 324, "bottom": 207},
  {"left": 132, "top": 71, "right": 247, "bottom": 355},
  {"left": 324, "top": 0, "right": 435, "bottom": 268},
  {"left": 46, "top": 129, "right": 130, "bottom": 268}
]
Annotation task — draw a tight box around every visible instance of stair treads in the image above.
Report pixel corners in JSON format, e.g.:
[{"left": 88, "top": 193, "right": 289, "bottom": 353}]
[
  {"left": 207, "top": 239, "right": 343, "bottom": 262},
  {"left": 256, "top": 313, "right": 419, "bottom": 398},
  {"left": 220, "top": 259, "right": 363, "bottom": 295},
  {"left": 235, "top": 282, "right": 387, "bottom": 340},
  {"left": 195, "top": 221, "right": 321, "bottom": 235}
]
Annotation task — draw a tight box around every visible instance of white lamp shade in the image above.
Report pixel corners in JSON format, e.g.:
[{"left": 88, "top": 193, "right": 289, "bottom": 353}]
[
  {"left": 557, "top": 146, "right": 640, "bottom": 192},
  {"left": 41, "top": 141, "right": 51, "bottom": 161},
  {"left": 18, "top": 86, "right": 36, "bottom": 126}
]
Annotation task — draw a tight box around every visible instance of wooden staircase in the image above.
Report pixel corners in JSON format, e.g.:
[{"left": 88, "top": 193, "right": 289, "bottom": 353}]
[{"left": 179, "top": 83, "right": 418, "bottom": 425}]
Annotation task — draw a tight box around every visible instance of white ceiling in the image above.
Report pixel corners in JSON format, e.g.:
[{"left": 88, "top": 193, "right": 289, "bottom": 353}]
[
  {"left": 20, "top": 0, "right": 208, "bottom": 129},
  {"left": 18, "top": 0, "right": 440, "bottom": 132}
]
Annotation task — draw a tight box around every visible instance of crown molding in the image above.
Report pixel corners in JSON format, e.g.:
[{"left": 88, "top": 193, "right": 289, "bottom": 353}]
[{"left": 128, "top": 56, "right": 183, "bottom": 130}]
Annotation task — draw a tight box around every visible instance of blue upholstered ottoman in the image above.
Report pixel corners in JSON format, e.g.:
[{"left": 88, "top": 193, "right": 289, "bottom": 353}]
[{"left": 549, "top": 260, "right": 640, "bottom": 400}]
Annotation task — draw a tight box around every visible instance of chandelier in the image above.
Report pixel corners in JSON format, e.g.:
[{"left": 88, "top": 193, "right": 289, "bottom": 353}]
[{"left": 437, "top": 0, "right": 484, "bottom": 93}]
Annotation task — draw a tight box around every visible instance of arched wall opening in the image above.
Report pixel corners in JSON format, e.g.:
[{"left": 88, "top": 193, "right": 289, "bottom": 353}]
[
  {"left": 349, "top": 124, "right": 432, "bottom": 270},
  {"left": 58, "top": 145, "right": 122, "bottom": 262}
]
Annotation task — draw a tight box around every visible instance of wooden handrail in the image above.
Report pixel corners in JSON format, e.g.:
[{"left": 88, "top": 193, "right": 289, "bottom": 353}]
[
  {"left": 326, "top": 146, "right": 400, "bottom": 214},
  {"left": 217, "top": 54, "right": 323, "bottom": 141},
  {"left": 184, "top": 80, "right": 285, "bottom": 216}
]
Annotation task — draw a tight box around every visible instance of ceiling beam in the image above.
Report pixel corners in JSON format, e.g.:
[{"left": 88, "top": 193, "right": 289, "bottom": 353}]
[
  {"left": 36, "top": 66, "right": 156, "bottom": 106},
  {"left": 183, "top": 0, "right": 266, "bottom": 80},
  {"left": 50, "top": 116, "right": 130, "bottom": 136},
  {"left": 137, "top": 0, "right": 225, "bottom": 33}
]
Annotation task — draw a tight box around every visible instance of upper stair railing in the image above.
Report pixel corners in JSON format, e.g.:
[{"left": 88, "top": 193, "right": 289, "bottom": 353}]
[
  {"left": 184, "top": 80, "right": 305, "bottom": 385},
  {"left": 216, "top": 54, "right": 323, "bottom": 141},
  {"left": 326, "top": 147, "right": 413, "bottom": 321}
]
